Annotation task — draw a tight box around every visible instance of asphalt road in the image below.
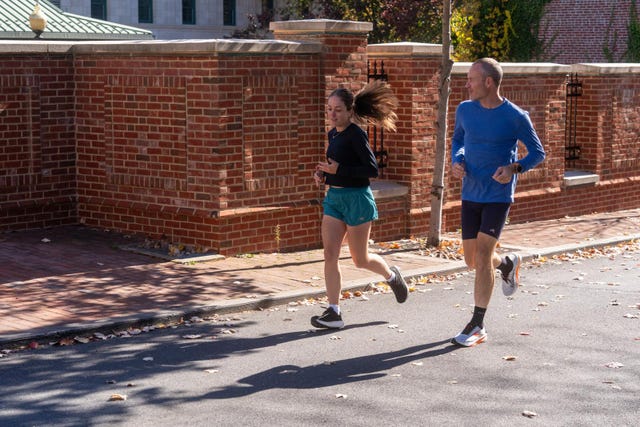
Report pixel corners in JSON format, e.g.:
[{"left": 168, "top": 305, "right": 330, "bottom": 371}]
[{"left": 1, "top": 247, "right": 638, "bottom": 427}]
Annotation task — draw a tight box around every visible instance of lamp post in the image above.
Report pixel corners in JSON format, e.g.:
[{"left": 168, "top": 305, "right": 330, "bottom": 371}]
[{"left": 29, "top": 2, "right": 47, "bottom": 39}]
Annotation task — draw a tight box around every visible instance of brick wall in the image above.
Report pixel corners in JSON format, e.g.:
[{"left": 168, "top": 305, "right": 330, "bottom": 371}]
[
  {"left": 0, "top": 53, "right": 77, "bottom": 231},
  {"left": 541, "top": 0, "right": 638, "bottom": 63},
  {"left": 1, "top": 20, "right": 640, "bottom": 256},
  {"left": 72, "top": 42, "right": 325, "bottom": 255}
]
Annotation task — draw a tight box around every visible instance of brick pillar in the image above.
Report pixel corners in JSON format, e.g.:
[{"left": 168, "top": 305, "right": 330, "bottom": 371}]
[
  {"left": 270, "top": 19, "right": 372, "bottom": 108},
  {"left": 367, "top": 43, "right": 444, "bottom": 236}
]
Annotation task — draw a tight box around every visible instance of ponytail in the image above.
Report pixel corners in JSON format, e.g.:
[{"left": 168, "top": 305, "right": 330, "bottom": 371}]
[{"left": 352, "top": 80, "right": 399, "bottom": 132}]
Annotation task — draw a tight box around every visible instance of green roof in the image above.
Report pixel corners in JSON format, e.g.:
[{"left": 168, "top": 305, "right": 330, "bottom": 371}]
[{"left": 0, "top": 0, "right": 154, "bottom": 40}]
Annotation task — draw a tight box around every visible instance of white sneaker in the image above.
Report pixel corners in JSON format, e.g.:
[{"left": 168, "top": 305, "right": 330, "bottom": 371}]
[
  {"left": 452, "top": 325, "right": 488, "bottom": 347},
  {"left": 501, "top": 253, "right": 522, "bottom": 296}
]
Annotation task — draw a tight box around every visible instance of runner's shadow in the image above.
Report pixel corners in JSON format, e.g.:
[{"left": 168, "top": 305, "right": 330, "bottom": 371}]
[{"left": 203, "top": 338, "right": 456, "bottom": 399}]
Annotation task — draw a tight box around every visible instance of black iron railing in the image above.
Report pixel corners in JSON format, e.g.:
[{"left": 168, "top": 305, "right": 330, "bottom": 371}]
[
  {"left": 367, "top": 60, "right": 388, "bottom": 177},
  {"left": 565, "top": 73, "right": 582, "bottom": 169}
]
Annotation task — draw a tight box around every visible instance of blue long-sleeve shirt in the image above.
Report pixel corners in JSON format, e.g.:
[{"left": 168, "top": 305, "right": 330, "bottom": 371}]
[
  {"left": 451, "top": 99, "right": 546, "bottom": 203},
  {"left": 324, "top": 123, "right": 378, "bottom": 188}
]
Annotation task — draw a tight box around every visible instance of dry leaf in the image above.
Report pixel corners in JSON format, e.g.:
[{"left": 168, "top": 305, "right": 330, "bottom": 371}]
[
  {"left": 522, "top": 410, "right": 538, "bottom": 418},
  {"left": 108, "top": 394, "right": 127, "bottom": 401},
  {"left": 335, "top": 393, "right": 348, "bottom": 399},
  {"left": 57, "top": 337, "right": 74, "bottom": 346},
  {"left": 502, "top": 355, "right": 517, "bottom": 361},
  {"left": 182, "top": 334, "right": 202, "bottom": 339},
  {"left": 604, "top": 362, "right": 624, "bottom": 368}
]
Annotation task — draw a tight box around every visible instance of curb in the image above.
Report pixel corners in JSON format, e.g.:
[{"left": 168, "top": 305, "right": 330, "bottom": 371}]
[{"left": 1, "top": 234, "right": 638, "bottom": 349}]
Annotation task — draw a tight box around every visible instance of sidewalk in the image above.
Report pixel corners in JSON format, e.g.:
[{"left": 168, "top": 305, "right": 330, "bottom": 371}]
[{"left": 1, "top": 208, "right": 639, "bottom": 347}]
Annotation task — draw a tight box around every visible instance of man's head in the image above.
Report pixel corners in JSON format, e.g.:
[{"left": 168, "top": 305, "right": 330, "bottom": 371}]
[{"left": 466, "top": 58, "right": 503, "bottom": 103}]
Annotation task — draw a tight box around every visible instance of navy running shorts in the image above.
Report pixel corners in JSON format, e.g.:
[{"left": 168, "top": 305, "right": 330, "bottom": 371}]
[{"left": 460, "top": 200, "right": 511, "bottom": 240}]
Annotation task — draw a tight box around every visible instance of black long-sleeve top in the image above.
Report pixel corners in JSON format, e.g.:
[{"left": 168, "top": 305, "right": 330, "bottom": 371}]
[{"left": 324, "top": 123, "right": 379, "bottom": 188}]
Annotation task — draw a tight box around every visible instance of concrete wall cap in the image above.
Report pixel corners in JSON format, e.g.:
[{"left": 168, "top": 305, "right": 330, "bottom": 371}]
[
  {"left": 270, "top": 19, "right": 372, "bottom": 34},
  {"left": 571, "top": 63, "right": 640, "bottom": 74},
  {"left": 67, "top": 39, "right": 321, "bottom": 55},
  {"left": 452, "top": 62, "right": 572, "bottom": 75},
  {"left": 367, "top": 42, "right": 443, "bottom": 57},
  {"left": 0, "top": 40, "right": 75, "bottom": 54},
  {"left": 0, "top": 39, "right": 322, "bottom": 55}
]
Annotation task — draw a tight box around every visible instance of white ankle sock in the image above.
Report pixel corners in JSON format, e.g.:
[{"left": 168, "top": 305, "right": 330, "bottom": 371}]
[
  {"left": 387, "top": 272, "right": 396, "bottom": 282},
  {"left": 329, "top": 304, "right": 340, "bottom": 315}
]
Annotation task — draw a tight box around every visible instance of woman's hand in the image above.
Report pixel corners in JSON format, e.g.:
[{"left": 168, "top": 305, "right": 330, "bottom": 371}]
[
  {"left": 316, "top": 158, "right": 339, "bottom": 175},
  {"left": 313, "top": 168, "right": 325, "bottom": 187}
]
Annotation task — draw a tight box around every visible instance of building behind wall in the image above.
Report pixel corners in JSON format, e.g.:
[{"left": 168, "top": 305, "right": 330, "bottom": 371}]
[
  {"left": 541, "top": 0, "right": 639, "bottom": 63},
  {"left": 54, "top": 0, "right": 281, "bottom": 39}
]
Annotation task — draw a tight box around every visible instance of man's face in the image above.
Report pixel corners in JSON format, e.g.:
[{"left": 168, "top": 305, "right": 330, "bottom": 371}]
[{"left": 465, "top": 63, "right": 489, "bottom": 101}]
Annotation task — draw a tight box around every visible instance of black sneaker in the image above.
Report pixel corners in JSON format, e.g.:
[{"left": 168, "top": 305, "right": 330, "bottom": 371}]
[
  {"left": 388, "top": 265, "right": 409, "bottom": 303},
  {"left": 311, "top": 307, "right": 344, "bottom": 329}
]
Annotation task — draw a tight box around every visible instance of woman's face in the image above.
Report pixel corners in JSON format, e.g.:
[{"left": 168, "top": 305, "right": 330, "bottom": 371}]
[{"left": 327, "top": 95, "right": 351, "bottom": 131}]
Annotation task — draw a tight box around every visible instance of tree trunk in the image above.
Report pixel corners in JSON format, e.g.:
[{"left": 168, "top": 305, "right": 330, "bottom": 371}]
[{"left": 428, "top": 0, "right": 454, "bottom": 247}]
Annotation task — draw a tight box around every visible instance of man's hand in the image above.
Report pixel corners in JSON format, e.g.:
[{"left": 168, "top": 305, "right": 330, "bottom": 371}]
[
  {"left": 492, "top": 165, "right": 514, "bottom": 184},
  {"left": 452, "top": 162, "right": 466, "bottom": 179}
]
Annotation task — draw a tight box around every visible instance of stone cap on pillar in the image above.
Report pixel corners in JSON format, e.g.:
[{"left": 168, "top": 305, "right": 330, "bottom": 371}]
[
  {"left": 367, "top": 42, "right": 443, "bottom": 58},
  {"left": 270, "top": 19, "right": 372, "bottom": 36}
]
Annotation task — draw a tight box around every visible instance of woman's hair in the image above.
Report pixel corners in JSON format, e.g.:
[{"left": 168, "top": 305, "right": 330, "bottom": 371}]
[{"left": 329, "top": 80, "right": 399, "bottom": 132}]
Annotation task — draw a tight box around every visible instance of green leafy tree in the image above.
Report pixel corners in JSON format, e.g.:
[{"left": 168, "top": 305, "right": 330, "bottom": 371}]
[
  {"left": 626, "top": 0, "right": 640, "bottom": 61},
  {"left": 451, "top": 0, "right": 551, "bottom": 61},
  {"left": 280, "top": 0, "right": 442, "bottom": 43}
]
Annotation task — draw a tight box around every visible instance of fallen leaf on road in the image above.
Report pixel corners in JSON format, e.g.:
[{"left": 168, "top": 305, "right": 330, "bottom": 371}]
[
  {"left": 623, "top": 313, "right": 638, "bottom": 319},
  {"left": 335, "top": 394, "right": 347, "bottom": 399},
  {"left": 108, "top": 394, "right": 127, "bottom": 401},
  {"left": 522, "top": 410, "right": 538, "bottom": 418},
  {"left": 604, "top": 362, "right": 624, "bottom": 368},
  {"left": 182, "top": 334, "right": 202, "bottom": 339},
  {"left": 502, "top": 355, "right": 517, "bottom": 361},
  {"left": 204, "top": 369, "right": 219, "bottom": 374}
]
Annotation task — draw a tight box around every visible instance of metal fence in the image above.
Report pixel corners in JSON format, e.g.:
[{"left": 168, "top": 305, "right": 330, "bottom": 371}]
[
  {"left": 367, "top": 59, "right": 388, "bottom": 177},
  {"left": 565, "top": 73, "right": 582, "bottom": 169}
]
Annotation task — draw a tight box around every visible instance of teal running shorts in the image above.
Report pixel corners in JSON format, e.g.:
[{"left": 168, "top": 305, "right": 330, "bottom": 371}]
[{"left": 323, "top": 186, "right": 378, "bottom": 226}]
